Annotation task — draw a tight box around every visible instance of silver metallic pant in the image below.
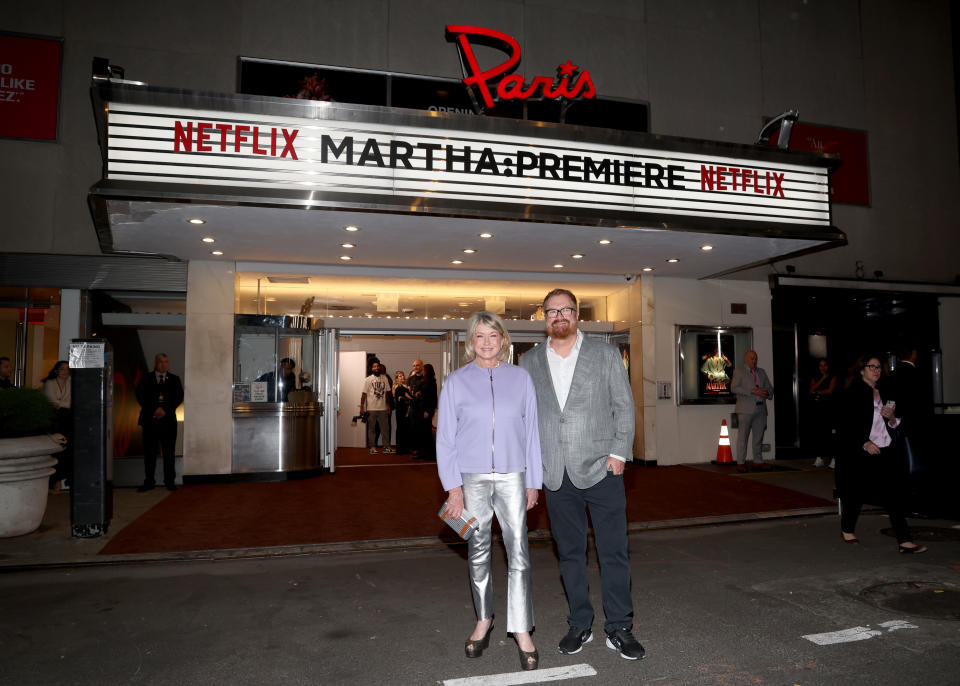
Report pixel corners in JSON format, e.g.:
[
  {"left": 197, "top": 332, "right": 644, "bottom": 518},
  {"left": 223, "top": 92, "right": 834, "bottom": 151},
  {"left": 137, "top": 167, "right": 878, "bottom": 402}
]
[{"left": 462, "top": 471, "right": 534, "bottom": 633}]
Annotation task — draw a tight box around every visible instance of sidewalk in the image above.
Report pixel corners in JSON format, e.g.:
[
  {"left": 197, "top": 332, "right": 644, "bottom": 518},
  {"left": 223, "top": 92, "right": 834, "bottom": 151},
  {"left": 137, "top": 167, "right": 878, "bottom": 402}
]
[{"left": 0, "top": 459, "right": 840, "bottom": 570}]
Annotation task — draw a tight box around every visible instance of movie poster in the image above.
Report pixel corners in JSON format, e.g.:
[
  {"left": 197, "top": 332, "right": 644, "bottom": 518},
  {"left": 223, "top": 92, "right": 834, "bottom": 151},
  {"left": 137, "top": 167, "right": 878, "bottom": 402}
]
[{"left": 697, "top": 333, "right": 735, "bottom": 397}]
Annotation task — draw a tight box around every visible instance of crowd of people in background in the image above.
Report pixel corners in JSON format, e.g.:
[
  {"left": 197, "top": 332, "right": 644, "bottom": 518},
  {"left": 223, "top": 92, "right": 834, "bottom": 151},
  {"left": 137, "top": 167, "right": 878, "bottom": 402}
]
[{"left": 360, "top": 357, "right": 438, "bottom": 459}]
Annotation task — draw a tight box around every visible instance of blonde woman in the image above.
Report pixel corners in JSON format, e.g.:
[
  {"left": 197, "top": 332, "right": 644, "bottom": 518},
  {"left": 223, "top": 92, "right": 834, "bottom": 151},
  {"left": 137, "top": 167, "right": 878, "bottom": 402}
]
[
  {"left": 437, "top": 311, "right": 543, "bottom": 671},
  {"left": 392, "top": 370, "right": 413, "bottom": 454}
]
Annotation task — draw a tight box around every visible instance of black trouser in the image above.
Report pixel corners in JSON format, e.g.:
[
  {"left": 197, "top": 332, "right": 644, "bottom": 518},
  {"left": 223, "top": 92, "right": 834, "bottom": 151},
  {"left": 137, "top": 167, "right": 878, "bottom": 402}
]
[
  {"left": 142, "top": 419, "right": 177, "bottom": 487},
  {"left": 839, "top": 445, "right": 911, "bottom": 543},
  {"left": 545, "top": 470, "right": 633, "bottom": 634}
]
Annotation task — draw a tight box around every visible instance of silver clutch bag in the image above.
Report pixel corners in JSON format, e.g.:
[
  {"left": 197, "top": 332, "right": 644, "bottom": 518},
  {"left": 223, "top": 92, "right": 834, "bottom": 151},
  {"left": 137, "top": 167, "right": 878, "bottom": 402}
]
[{"left": 438, "top": 502, "right": 481, "bottom": 540}]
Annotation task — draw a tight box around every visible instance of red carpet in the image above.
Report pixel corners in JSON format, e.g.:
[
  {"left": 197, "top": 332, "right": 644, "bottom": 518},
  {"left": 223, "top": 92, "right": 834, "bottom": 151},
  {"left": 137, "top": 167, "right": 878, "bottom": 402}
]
[{"left": 100, "top": 453, "right": 832, "bottom": 555}]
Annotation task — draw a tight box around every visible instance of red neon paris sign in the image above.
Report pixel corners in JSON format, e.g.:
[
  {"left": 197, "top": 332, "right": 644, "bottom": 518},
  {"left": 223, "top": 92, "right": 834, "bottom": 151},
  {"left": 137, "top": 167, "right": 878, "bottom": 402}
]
[{"left": 445, "top": 25, "right": 597, "bottom": 110}]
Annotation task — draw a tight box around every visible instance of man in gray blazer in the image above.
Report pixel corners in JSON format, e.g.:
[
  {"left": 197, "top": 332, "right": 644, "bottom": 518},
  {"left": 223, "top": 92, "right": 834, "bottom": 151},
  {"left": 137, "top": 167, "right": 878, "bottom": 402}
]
[
  {"left": 519, "top": 288, "right": 644, "bottom": 661},
  {"left": 730, "top": 349, "right": 774, "bottom": 472}
]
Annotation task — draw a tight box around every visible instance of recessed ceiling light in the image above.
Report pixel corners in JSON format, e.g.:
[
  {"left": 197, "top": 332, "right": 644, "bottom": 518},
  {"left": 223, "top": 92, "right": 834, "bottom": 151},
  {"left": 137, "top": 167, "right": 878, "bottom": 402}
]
[
  {"left": 666, "top": 258, "right": 679, "bottom": 263},
  {"left": 462, "top": 248, "right": 476, "bottom": 254},
  {"left": 451, "top": 259, "right": 464, "bottom": 265},
  {"left": 553, "top": 264, "right": 564, "bottom": 269},
  {"left": 570, "top": 253, "right": 584, "bottom": 259},
  {"left": 339, "top": 255, "right": 352, "bottom": 261},
  {"left": 344, "top": 225, "right": 360, "bottom": 232},
  {"left": 478, "top": 232, "right": 493, "bottom": 238},
  {"left": 188, "top": 218, "right": 205, "bottom": 225},
  {"left": 598, "top": 239, "right": 612, "bottom": 245},
  {"left": 642, "top": 267, "right": 654, "bottom": 272},
  {"left": 340, "top": 242, "right": 355, "bottom": 248},
  {"left": 201, "top": 237, "right": 215, "bottom": 243},
  {"left": 700, "top": 244, "right": 714, "bottom": 251},
  {"left": 265, "top": 297, "right": 277, "bottom": 302},
  {"left": 458, "top": 302, "right": 470, "bottom": 307},
  {"left": 210, "top": 250, "right": 223, "bottom": 256}
]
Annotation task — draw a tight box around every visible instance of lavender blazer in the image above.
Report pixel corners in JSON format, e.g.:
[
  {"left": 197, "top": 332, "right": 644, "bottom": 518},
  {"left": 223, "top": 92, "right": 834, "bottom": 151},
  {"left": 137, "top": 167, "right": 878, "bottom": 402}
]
[{"left": 436, "top": 361, "right": 544, "bottom": 492}]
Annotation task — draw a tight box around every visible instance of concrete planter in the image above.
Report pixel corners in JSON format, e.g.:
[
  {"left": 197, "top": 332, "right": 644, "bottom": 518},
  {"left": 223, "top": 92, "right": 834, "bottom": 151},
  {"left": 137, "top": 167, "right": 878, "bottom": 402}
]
[{"left": 0, "top": 435, "right": 64, "bottom": 538}]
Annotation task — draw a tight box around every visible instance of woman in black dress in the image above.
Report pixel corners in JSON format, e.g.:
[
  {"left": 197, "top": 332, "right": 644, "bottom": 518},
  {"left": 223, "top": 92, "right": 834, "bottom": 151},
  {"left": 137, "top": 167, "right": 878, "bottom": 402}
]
[
  {"left": 392, "top": 370, "right": 413, "bottom": 454},
  {"left": 837, "top": 354, "right": 926, "bottom": 553},
  {"left": 417, "top": 363, "right": 438, "bottom": 460},
  {"left": 808, "top": 358, "right": 838, "bottom": 468}
]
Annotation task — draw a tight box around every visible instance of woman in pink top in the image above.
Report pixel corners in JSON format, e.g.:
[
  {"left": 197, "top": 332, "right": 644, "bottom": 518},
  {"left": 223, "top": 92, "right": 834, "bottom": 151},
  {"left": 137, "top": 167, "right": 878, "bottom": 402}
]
[{"left": 837, "top": 354, "right": 926, "bottom": 553}]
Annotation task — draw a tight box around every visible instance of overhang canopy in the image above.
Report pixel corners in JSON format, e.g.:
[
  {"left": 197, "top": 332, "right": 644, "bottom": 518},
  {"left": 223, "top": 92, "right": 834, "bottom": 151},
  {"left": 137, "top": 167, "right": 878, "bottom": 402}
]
[{"left": 89, "top": 82, "right": 844, "bottom": 280}]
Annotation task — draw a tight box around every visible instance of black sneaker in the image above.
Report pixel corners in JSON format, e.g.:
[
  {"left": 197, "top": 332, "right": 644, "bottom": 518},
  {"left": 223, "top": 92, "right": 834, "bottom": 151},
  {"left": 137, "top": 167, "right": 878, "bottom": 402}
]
[
  {"left": 606, "top": 627, "right": 645, "bottom": 660},
  {"left": 557, "top": 626, "right": 593, "bottom": 654}
]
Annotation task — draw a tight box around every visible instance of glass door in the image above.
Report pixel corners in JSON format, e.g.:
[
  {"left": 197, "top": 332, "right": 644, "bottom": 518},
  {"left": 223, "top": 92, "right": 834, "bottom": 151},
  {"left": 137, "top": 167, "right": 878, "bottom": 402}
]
[
  {"left": 319, "top": 328, "right": 340, "bottom": 472},
  {"left": 0, "top": 287, "right": 61, "bottom": 389}
]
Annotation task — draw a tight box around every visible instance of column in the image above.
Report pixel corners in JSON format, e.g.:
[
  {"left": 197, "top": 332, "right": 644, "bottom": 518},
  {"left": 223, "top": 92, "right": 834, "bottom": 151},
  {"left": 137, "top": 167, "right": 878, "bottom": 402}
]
[{"left": 183, "top": 260, "right": 235, "bottom": 475}]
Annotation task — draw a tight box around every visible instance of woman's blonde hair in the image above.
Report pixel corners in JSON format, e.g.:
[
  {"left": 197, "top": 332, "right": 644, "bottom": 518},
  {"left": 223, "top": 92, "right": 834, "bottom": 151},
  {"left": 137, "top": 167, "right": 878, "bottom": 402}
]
[{"left": 464, "top": 311, "right": 512, "bottom": 363}]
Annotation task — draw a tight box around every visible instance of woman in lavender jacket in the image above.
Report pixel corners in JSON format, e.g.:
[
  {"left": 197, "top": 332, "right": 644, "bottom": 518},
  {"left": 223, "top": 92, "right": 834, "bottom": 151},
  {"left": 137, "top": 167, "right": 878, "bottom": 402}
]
[{"left": 437, "top": 310, "right": 543, "bottom": 671}]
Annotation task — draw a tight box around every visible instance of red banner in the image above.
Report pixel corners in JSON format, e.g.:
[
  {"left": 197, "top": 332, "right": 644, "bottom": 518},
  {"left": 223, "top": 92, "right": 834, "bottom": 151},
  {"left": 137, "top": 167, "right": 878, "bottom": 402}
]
[
  {"left": 0, "top": 33, "right": 62, "bottom": 141},
  {"left": 770, "top": 121, "right": 869, "bottom": 206}
]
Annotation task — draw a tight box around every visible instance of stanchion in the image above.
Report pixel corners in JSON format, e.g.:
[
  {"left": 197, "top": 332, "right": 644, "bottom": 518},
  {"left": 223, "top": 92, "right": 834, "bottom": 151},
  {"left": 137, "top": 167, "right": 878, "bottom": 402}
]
[{"left": 712, "top": 419, "right": 733, "bottom": 464}]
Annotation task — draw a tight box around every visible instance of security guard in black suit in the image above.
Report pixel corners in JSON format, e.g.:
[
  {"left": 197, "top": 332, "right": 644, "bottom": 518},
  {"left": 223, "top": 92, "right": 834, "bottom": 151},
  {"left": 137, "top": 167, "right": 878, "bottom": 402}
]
[{"left": 136, "top": 353, "right": 184, "bottom": 491}]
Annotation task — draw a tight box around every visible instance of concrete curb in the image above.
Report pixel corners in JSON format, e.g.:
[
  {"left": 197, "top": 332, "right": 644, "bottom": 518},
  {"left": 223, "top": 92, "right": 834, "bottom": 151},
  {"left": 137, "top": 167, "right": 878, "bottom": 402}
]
[{"left": 0, "top": 505, "right": 839, "bottom": 572}]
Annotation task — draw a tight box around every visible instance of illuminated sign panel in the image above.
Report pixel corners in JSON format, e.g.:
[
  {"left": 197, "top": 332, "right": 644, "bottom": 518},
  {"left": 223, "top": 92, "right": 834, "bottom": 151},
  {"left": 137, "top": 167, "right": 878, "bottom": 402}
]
[
  {"left": 104, "top": 102, "right": 831, "bottom": 227},
  {"left": 445, "top": 25, "right": 596, "bottom": 110}
]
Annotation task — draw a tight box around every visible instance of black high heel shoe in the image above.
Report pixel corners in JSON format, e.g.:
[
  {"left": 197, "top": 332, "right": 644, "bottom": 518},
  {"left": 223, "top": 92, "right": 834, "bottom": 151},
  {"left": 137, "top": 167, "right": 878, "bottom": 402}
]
[
  {"left": 464, "top": 623, "right": 494, "bottom": 658},
  {"left": 518, "top": 645, "right": 539, "bottom": 671}
]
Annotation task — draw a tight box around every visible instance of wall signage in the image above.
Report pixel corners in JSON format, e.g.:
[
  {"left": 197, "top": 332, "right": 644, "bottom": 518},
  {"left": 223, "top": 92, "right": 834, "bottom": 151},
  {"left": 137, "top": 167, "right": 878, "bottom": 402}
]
[
  {"left": 104, "top": 102, "right": 831, "bottom": 227},
  {"left": 0, "top": 33, "right": 62, "bottom": 140},
  {"left": 446, "top": 25, "right": 596, "bottom": 112}
]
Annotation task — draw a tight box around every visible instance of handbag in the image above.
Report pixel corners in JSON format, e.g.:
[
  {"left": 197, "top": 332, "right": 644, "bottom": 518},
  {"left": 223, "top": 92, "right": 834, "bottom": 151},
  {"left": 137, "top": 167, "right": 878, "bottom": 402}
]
[{"left": 438, "top": 502, "right": 480, "bottom": 540}]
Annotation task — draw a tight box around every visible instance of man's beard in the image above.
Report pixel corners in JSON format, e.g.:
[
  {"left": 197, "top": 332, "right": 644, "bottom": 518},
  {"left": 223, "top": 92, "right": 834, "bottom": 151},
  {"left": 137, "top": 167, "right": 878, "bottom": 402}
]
[{"left": 548, "top": 318, "right": 576, "bottom": 340}]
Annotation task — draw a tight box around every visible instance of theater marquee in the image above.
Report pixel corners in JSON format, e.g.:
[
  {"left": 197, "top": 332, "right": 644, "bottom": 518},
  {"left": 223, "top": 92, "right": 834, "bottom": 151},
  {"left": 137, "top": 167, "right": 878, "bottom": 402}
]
[{"left": 103, "top": 101, "right": 832, "bottom": 228}]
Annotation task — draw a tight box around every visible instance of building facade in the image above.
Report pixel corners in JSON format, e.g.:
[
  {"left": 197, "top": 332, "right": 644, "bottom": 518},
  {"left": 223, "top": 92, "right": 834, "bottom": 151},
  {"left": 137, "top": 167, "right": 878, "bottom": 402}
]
[{"left": 2, "top": 1, "right": 958, "bottom": 478}]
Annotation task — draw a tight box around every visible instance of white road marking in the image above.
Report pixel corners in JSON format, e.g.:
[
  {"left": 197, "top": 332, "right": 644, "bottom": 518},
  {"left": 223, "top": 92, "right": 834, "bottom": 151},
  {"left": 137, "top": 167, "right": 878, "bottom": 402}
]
[
  {"left": 441, "top": 664, "right": 597, "bottom": 685},
  {"left": 879, "top": 619, "right": 919, "bottom": 632},
  {"left": 802, "top": 619, "right": 919, "bottom": 645}
]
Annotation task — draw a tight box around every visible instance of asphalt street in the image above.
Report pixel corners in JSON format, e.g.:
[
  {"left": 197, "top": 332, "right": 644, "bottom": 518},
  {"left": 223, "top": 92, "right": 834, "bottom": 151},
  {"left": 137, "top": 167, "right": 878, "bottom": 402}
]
[{"left": 2, "top": 513, "right": 958, "bottom": 685}]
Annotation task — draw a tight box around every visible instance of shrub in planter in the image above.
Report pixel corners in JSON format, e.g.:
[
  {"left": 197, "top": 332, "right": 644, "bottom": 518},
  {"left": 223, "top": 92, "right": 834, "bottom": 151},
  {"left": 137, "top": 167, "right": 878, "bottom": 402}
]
[
  {"left": 0, "top": 388, "right": 56, "bottom": 438},
  {"left": 0, "top": 388, "right": 61, "bottom": 537}
]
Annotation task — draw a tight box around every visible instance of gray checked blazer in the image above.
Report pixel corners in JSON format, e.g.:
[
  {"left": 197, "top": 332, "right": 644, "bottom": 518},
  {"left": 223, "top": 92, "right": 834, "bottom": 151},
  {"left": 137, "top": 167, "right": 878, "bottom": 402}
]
[{"left": 519, "top": 337, "right": 635, "bottom": 491}]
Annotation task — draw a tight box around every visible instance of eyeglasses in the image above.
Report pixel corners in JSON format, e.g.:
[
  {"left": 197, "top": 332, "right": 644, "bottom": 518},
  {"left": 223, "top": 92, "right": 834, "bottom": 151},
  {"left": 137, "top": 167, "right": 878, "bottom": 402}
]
[
  {"left": 863, "top": 364, "right": 882, "bottom": 370},
  {"left": 544, "top": 307, "right": 577, "bottom": 319}
]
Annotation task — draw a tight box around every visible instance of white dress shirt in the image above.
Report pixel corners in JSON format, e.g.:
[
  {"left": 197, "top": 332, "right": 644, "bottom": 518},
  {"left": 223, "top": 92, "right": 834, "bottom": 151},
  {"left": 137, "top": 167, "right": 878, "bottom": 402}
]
[{"left": 546, "top": 329, "right": 583, "bottom": 411}]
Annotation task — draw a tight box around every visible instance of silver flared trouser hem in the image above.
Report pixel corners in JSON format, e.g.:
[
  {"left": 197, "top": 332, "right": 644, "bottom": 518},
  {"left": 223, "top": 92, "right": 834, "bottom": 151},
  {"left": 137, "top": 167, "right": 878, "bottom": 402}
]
[{"left": 462, "top": 471, "right": 534, "bottom": 634}]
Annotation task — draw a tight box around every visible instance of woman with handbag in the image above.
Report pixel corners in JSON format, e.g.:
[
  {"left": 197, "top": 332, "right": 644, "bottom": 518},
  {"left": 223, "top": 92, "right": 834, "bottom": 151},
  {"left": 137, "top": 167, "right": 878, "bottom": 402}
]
[
  {"left": 836, "top": 354, "right": 926, "bottom": 553},
  {"left": 436, "top": 311, "right": 543, "bottom": 670}
]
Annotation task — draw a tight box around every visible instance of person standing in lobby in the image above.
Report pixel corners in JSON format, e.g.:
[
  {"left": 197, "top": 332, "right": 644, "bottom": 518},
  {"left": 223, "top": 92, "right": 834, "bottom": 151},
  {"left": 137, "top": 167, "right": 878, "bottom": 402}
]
[
  {"left": 360, "top": 361, "right": 393, "bottom": 454},
  {"left": 731, "top": 349, "right": 774, "bottom": 472},
  {"left": 519, "top": 288, "right": 644, "bottom": 661},
  {"left": 42, "top": 360, "right": 73, "bottom": 493},
  {"left": 136, "top": 354, "right": 184, "bottom": 492}
]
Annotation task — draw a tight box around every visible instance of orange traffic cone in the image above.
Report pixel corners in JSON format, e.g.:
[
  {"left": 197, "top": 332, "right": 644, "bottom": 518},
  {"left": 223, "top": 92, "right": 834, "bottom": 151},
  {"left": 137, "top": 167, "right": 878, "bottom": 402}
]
[{"left": 713, "top": 419, "right": 733, "bottom": 464}]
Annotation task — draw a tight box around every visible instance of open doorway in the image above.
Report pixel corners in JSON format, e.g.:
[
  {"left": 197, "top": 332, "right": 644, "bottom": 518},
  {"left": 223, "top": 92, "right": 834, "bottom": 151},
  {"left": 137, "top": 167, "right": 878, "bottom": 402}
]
[{"left": 337, "top": 333, "right": 444, "bottom": 451}]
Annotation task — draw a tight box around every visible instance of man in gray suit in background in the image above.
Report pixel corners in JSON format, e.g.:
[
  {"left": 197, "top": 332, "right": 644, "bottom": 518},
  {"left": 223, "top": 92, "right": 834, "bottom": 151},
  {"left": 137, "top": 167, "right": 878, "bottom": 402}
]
[
  {"left": 519, "top": 288, "right": 644, "bottom": 661},
  {"left": 731, "top": 349, "right": 774, "bottom": 473}
]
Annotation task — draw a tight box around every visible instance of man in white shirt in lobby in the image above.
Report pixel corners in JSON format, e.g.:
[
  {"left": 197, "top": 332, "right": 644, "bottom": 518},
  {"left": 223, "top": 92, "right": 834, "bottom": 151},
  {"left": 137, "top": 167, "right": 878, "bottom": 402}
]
[
  {"left": 519, "top": 288, "right": 644, "bottom": 661},
  {"left": 360, "top": 360, "right": 393, "bottom": 454},
  {"left": 731, "top": 349, "right": 774, "bottom": 473}
]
